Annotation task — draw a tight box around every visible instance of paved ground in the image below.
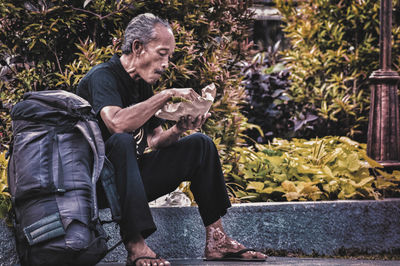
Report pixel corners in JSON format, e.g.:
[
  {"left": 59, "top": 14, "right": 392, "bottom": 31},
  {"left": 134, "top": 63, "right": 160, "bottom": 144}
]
[{"left": 97, "top": 257, "right": 400, "bottom": 266}]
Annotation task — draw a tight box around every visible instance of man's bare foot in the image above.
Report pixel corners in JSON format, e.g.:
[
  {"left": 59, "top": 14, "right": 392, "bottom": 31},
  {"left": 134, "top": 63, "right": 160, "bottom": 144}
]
[
  {"left": 204, "top": 219, "right": 266, "bottom": 260},
  {"left": 125, "top": 236, "right": 170, "bottom": 266}
]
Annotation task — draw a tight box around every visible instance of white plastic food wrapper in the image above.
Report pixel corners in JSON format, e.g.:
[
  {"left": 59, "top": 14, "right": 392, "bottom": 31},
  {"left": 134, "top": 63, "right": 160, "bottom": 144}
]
[{"left": 155, "top": 83, "right": 216, "bottom": 121}]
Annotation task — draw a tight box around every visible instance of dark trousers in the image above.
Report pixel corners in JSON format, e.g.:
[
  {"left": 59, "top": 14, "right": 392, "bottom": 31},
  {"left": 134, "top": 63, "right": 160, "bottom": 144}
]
[{"left": 104, "top": 132, "right": 231, "bottom": 242}]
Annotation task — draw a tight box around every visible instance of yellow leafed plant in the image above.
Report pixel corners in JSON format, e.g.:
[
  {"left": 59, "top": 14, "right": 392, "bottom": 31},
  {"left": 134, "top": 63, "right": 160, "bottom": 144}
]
[
  {"left": 0, "top": 152, "right": 11, "bottom": 220},
  {"left": 225, "top": 136, "right": 400, "bottom": 202}
]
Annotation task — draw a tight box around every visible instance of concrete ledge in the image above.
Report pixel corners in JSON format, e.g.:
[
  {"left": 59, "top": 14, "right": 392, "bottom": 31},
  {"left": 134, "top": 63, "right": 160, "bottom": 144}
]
[
  {"left": 1, "top": 199, "right": 400, "bottom": 264},
  {"left": 101, "top": 199, "right": 400, "bottom": 262}
]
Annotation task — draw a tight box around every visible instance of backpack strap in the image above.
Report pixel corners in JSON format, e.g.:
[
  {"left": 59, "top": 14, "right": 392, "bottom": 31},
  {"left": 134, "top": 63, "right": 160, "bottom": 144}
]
[
  {"left": 47, "top": 130, "right": 67, "bottom": 194},
  {"left": 99, "top": 157, "right": 121, "bottom": 222},
  {"left": 53, "top": 132, "right": 66, "bottom": 193},
  {"left": 75, "top": 120, "right": 105, "bottom": 221}
]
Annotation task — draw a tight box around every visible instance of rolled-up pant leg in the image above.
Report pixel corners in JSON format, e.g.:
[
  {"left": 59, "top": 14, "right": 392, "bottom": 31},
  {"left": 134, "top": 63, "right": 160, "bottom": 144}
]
[
  {"left": 105, "top": 133, "right": 156, "bottom": 241},
  {"left": 140, "top": 133, "right": 232, "bottom": 227}
]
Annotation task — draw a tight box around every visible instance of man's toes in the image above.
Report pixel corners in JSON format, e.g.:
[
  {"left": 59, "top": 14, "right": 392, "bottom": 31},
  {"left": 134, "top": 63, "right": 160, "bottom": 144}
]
[
  {"left": 256, "top": 251, "right": 267, "bottom": 259},
  {"left": 136, "top": 259, "right": 145, "bottom": 266},
  {"left": 134, "top": 257, "right": 170, "bottom": 266},
  {"left": 241, "top": 251, "right": 255, "bottom": 259},
  {"left": 154, "top": 258, "right": 167, "bottom": 266},
  {"left": 161, "top": 258, "right": 171, "bottom": 265},
  {"left": 142, "top": 259, "right": 150, "bottom": 266},
  {"left": 153, "top": 258, "right": 170, "bottom": 266},
  {"left": 242, "top": 250, "right": 266, "bottom": 259},
  {"left": 252, "top": 251, "right": 267, "bottom": 259}
]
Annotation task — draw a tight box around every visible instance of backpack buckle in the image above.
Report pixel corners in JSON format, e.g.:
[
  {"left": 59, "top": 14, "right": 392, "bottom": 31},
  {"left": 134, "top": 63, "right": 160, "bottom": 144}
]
[{"left": 56, "top": 188, "right": 66, "bottom": 194}]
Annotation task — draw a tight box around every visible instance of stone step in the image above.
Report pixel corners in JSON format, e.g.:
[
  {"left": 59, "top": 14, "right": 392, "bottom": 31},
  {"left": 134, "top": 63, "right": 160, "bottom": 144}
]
[
  {"left": 97, "top": 257, "right": 400, "bottom": 266},
  {"left": 100, "top": 199, "right": 400, "bottom": 263},
  {"left": 1, "top": 199, "right": 400, "bottom": 265}
]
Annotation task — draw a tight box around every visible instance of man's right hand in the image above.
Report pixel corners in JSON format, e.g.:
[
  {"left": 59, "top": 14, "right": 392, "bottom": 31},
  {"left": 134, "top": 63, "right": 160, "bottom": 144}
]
[
  {"left": 169, "top": 88, "right": 200, "bottom": 102},
  {"left": 176, "top": 113, "right": 210, "bottom": 133}
]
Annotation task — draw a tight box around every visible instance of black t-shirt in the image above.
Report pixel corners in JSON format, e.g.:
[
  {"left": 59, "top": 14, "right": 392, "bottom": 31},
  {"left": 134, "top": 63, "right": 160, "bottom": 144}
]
[{"left": 77, "top": 54, "right": 164, "bottom": 156}]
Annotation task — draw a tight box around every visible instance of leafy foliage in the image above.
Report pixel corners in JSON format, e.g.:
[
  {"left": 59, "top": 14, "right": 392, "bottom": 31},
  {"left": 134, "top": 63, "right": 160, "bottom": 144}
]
[
  {"left": 241, "top": 43, "right": 295, "bottom": 143},
  {"left": 0, "top": 1, "right": 256, "bottom": 208},
  {"left": 0, "top": 0, "right": 134, "bottom": 147},
  {"left": 0, "top": 0, "right": 255, "bottom": 155},
  {"left": 225, "top": 136, "right": 400, "bottom": 202},
  {"left": 275, "top": 0, "right": 400, "bottom": 142},
  {"left": 2, "top": 0, "right": 399, "bottom": 209},
  {"left": 0, "top": 152, "right": 11, "bottom": 220}
]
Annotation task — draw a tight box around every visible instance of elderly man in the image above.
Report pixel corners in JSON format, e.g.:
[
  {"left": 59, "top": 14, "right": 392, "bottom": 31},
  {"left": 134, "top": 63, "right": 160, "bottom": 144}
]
[{"left": 77, "top": 13, "right": 266, "bottom": 266}]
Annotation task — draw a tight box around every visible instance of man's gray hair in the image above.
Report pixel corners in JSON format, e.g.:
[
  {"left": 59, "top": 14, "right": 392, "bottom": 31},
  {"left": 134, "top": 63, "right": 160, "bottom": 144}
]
[{"left": 121, "top": 13, "right": 171, "bottom": 55}]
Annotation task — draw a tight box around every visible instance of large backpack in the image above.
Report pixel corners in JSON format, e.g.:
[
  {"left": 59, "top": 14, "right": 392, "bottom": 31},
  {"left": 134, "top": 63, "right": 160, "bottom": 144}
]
[{"left": 7, "top": 90, "right": 120, "bottom": 266}]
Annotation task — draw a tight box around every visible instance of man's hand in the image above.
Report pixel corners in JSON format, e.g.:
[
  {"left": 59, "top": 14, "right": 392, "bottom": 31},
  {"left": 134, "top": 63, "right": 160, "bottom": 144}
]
[
  {"left": 176, "top": 113, "right": 211, "bottom": 133},
  {"left": 169, "top": 88, "right": 200, "bottom": 102},
  {"left": 148, "top": 113, "right": 211, "bottom": 150}
]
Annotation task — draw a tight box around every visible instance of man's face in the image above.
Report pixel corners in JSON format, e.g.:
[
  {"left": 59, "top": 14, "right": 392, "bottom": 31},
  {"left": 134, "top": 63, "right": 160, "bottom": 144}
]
[{"left": 135, "top": 24, "right": 175, "bottom": 84}]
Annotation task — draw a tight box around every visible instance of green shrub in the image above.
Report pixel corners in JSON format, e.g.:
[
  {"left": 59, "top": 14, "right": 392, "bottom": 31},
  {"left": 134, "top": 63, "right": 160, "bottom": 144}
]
[
  {"left": 275, "top": 0, "right": 400, "bottom": 142},
  {"left": 0, "top": 152, "right": 11, "bottom": 220},
  {"left": 241, "top": 44, "right": 296, "bottom": 143},
  {"left": 0, "top": 0, "right": 255, "bottom": 157},
  {"left": 225, "top": 136, "right": 400, "bottom": 202},
  {"left": 0, "top": 1, "right": 258, "bottom": 208},
  {"left": 0, "top": 0, "right": 135, "bottom": 147}
]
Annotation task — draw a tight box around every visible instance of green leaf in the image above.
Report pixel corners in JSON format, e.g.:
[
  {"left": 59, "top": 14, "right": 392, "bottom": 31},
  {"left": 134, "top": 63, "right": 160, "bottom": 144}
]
[
  {"left": 360, "top": 151, "right": 384, "bottom": 168},
  {"left": 265, "top": 156, "right": 283, "bottom": 167},
  {"left": 354, "top": 177, "right": 374, "bottom": 188},
  {"left": 27, "top": 39, "right": 37, "bottom": 50},
  {"left": 261, "top": 187, "right": 274, "bottom": 194},
  {"left": 322, "top": 166, "right": 335, "bottom": 179},
  {"left": 347, "top": 153, "right": 361, "bottom": 172},
  {"left": 246, "top": 181, "right": 264, "bottom": 192}
]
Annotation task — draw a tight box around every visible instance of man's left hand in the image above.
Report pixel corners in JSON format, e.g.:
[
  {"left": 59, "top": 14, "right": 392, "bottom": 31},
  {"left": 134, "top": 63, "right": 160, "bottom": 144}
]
[{"left": 176, "top": 113, "right": 211, "bottom": 133}]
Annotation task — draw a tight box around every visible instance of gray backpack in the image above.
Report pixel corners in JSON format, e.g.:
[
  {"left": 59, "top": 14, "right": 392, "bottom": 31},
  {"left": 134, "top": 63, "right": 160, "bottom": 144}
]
[{"left": 8, "top": 90, "right": 121, "bottom": 266}]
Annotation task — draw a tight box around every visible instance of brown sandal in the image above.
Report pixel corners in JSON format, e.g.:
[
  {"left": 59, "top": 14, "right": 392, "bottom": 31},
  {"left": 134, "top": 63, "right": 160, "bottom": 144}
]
[{"left": 126, "top": 254, "right": 163, "bottom": 266}]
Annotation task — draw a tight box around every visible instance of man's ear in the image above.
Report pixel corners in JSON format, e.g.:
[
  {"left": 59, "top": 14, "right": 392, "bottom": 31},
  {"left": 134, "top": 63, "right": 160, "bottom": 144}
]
[{"left": 132, "top": 40, "right": 143, "bottom": 56}]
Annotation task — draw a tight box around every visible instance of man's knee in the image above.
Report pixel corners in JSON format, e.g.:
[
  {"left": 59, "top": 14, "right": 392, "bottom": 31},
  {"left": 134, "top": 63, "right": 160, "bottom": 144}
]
[
  {"left": 106, "top": 133, "right": 136, "bottom": 152},
  {"left": 188, "top": 133, "right": 213, "bottom": 144},
  {"left": 186, "top": 133, "right": 214, "bottom": 148}
]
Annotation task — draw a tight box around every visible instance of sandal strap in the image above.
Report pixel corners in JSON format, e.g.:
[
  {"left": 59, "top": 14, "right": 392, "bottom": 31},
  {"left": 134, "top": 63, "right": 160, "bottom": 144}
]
[
  {"left": 223, "top": 248, "right": 257, "bottom": 258},
  {"left": 127, "top": 255, "right": 161, "bottom": 266}
]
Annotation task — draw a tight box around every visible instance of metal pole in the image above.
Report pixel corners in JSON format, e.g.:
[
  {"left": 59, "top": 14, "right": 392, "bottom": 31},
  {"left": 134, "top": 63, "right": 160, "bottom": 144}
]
[
  {"left": 367, "top": 0, "right": 400, "bottom": 169},
  {"left": 380, "top": 0, "right": 392, "bottom": 70}
]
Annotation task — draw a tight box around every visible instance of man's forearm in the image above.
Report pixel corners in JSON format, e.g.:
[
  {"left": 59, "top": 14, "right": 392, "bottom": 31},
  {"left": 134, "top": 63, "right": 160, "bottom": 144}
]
[
  {"left": 108, "top": 90, "right": 173, "bottom": 133},
  {"left": 150, "top": 125, "right": 184, "bottom": 149}
]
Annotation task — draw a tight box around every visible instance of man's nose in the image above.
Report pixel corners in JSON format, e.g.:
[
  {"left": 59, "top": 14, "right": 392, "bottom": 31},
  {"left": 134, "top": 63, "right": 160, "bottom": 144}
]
[{"left": 161, "top": 58, "right": 169, "bottom": 69}]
